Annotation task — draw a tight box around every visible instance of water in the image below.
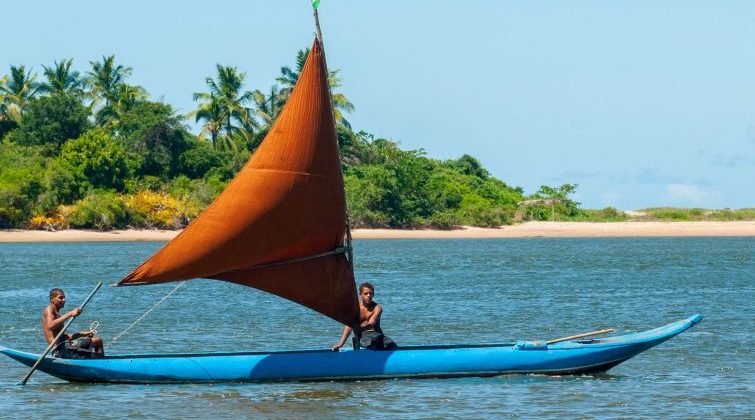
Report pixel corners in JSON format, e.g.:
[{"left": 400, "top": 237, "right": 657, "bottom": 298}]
[{"left": 0, "top": 238, "right": 752, "bottom": 419}]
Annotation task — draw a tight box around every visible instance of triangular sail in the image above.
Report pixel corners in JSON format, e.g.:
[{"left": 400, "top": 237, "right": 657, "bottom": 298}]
[{"left": 117, "top": 39, "right": 359, "bottom": 327}]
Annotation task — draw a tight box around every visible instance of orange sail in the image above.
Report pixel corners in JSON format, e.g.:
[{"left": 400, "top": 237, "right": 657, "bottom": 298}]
[{"left": 117, "top": 39, "right": 359, "bottom": 328}]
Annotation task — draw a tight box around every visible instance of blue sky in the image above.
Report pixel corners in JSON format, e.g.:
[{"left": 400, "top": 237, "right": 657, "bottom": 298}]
[{"left": 4, "top": 1, "right": 754, "bottom": 209}]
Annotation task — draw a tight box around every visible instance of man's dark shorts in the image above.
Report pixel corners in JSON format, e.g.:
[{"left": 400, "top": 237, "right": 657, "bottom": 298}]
[
  {"left": 52, "top": 337, "right": 94, "bottom": 359},
  {"left": 360, "top": 330, "right": 397, "bottom": 350}
]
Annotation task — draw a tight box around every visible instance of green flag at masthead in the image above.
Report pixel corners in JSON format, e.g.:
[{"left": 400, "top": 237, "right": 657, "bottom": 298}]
[{"left": 312, "top": 0, "right": 320, "bottom": 9}]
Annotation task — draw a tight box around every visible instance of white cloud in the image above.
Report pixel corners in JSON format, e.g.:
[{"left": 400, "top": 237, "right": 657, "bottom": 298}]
[{"left": 666, "top": 184, "right": 719, "bottom": 205}]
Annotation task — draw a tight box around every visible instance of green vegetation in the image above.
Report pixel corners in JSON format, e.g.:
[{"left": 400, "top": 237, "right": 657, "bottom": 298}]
[
  {"left": 635, "top": 207, "right": 755, "bottom": 221},
  {"left": 568, "top": 207, "right": 629, "bottom": 222},
  {"left": 343, "top": 138, "right": 523, "bottom": 228},
  {"left": 1, "top": 54, "right": 751, "bottom": 230}
]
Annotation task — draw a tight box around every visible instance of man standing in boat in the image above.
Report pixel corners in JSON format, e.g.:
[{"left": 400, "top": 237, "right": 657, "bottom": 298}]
[
  {"left": 42, "top": 288, "right": 104, "bottom": 358},
  {"left": 331, "top": 282, "right": 397, "bottom": 351}
]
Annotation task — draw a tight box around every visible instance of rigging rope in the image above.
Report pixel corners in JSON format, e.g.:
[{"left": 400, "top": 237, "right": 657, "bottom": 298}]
[{"left": 106, "top": 281, "right": 186, "bottom": 348}]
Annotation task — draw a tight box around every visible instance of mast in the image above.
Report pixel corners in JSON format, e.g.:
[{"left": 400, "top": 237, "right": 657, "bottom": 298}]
[
  {"left": 115, "top": 1, "right": 361, "bottom": 336},
  {"left": 313, "top": 6, "right": 324, "bottom": 46},
  {"left": 313, "top": 3, "right": 360, "bottom": 351},
  {"left": 313, "top": 4, "right": 352, "bottom": 265}
]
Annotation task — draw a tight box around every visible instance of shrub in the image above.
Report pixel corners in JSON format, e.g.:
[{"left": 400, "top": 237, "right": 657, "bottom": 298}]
[
  {"left": 0, "top": 189, "right": 27, "bottom": 228},
  {"left": 710, "top": 208, "right": 755, "bottom": 221},
  {"left": 426, "top": 211, "right": 462, "bottom": 229},
  {"left": 7, "top": 93, "right": 89, "bottom": 154},
  {"left": 29, "top": 214, "right": 69, "bottom": 231},
  {"left": 124, "top": 190, "right": 193, "bottom": 229},
  {"left": 169, "top": 175, "right": 224, "bottom": 210},
  {"left": 36, "top": 159, "right": 87, "bottom": 213},
  {"left": 457, "top": 193, "right": 508, "bottom": 227},
  {"left": 178, "top": 140, "right": 223, "bottom": 179},
  {"left": 123, "top": 176, "right": 165, "bottom": 194},
  {"left": 643, "top": 207, "right": 691, "bottom": 221},
  {"left": 344, "top": 166, "right": 397, "bottom": 228},
  {"left": 0, "top": 142, "right": 47, "bottom": 227},
  {"left": 116, "top": 101, "right": 191, "bottom": 179},
  {"left": 571, "top": 207, "right": 628, "bottom": 222},
  {"left": 202, "top": 149, "right": 250, "bottom": 181},
  {"left": 60, "top": 129, "right": 130, "bottom": 190},
  {"left": 63, "top": 190, "right": 130, "bottom": 230}
]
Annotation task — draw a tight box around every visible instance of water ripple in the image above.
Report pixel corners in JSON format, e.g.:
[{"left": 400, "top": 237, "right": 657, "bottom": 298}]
[{"left": 0, "top": 238, "right": 752, "bottom": 418}]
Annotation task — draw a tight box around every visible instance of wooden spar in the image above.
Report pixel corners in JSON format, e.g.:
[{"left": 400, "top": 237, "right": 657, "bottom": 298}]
[
  {"left": 348, "top": 234, "right": 361, "bottom": 352},
  {"left": 313, "top": 7, "right": 324, "bottom": 44},
  {"left": 346, "top": 225, "right": 353, "bottom": 264},
  {"left": 346, "top": 225, "right": 360, "bottom": 351},
  {"left": 351, "top": 332, "right": 360, "bottom": 350},
  {"left": 546, "top": 328, "right": 615, "bottom": 345},
  {"left": 18, "top": 282, "right": 103, "bottom": 385},
  {"left": 313, "top": 3, "right": 361, "bottom": 351}
]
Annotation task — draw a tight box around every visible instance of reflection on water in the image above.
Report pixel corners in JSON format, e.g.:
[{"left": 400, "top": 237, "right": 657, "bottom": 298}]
[{"left": 0, "top": 237, "right": 752, "bottom": 418}]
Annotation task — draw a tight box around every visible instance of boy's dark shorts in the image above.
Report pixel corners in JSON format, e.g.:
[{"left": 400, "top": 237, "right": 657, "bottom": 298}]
[
  {"left": 360, "top": 330, "right": 397, "bottom": 351},
  {"left": 52, "top": 337, "right": 94, "bottom": 359}
]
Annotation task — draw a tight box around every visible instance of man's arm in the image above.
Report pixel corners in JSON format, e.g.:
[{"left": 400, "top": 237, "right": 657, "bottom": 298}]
[
  {"left": 43, "top": 307, "right": 82, "bottom": 333},
  {"left": 69, "top": 330, "right": 95, "bottom": 340},
  {"left": 360, "top": 305, "right": 382, "bottom": 329},
  {"left": 331, "top": 325, "right": 353, "bottom": 351}
]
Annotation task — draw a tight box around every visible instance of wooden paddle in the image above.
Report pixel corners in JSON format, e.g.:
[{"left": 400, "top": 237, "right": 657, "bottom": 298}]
[
  {"left": 18, "top": 282, "right": 103, "bottom": 385},
  {"left": 547, "top": 328, "right": 615, "bottom": 345}
]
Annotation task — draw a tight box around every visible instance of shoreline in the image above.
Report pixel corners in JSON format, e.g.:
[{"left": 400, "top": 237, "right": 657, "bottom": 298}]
[{"left": 1, "top": 221, "right": 754, "bottom": 242}]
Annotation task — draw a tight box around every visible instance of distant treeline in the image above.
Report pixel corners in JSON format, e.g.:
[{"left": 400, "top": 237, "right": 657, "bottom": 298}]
[{"left": 2, "top": 54, "right": 746, "bottom": 230}]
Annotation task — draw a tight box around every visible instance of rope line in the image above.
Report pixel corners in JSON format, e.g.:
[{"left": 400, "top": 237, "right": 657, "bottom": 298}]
[
  {"left": 224, "top": 247, "right": 347, "bottom": 275},
  {"left": 106, "top": 281, "right": 186, "bottom": 347}
]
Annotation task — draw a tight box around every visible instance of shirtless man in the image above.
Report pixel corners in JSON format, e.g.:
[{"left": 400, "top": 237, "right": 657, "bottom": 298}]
[
  {"left": 42, "top": 288, "right": 104, "bottom": 358},
  {"left": 331, "top": 282, "right": 397, "bottom": 351}
]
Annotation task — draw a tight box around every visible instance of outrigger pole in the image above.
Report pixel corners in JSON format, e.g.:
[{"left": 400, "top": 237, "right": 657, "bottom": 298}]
[
  {"left": 312, "top": 2, "right": 361, "bottom": 351},
  {"left": 18, "top": 282, "right": 103, "bottom": 385},
  {"left": 547, "top": 328, "right": 615, "bottom": 345}
]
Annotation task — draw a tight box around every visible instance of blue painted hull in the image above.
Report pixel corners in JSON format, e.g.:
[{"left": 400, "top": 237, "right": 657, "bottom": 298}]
[{"left": 0, "top": 314, "right": 701, "bottom": 383}]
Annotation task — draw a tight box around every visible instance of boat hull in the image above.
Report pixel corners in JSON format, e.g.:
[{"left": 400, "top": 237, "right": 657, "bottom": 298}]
[{"left": 0, "top": 314, "right": 701, "bottom": 384}]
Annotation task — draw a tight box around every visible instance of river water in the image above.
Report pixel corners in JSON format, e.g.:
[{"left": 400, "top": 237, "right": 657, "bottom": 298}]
[{"left": 0, "top": 238, "right": 752, "bottom": 418}]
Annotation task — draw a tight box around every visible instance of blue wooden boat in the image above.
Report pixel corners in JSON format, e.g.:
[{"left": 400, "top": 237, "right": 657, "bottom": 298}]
[
  {"left": 2, "top": 21, "right": 702, "bottom": 385},
  {"left": 0, "top": 314, "right": 701, "bottom": 383}
]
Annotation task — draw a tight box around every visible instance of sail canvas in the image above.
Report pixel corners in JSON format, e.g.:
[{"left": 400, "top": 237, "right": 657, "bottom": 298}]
[{"left": 117, "top": 40, "right": 359, "bottom": 327}]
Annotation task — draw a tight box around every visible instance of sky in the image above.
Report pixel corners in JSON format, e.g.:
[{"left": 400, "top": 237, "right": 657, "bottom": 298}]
[{"left": 3, "top": 1, "right": 754, "bottom": 209}]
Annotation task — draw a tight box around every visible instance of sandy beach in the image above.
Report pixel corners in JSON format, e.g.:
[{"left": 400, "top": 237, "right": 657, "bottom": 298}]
[{"left": 1, "top": 221, "right": 754, "bottom": 242}]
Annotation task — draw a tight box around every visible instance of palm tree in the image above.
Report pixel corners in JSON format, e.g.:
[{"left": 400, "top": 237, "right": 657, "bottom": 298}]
[
  {"left": 39, "top": 58, "right": 85, "bottom": 96},
  {"left": 87, "top": 55, "right": 132, "bottom": 108},
  {"left": 252, "top": 85, "right": 285, "bottom": 127},
  {"left": 189, "top": 92, "right": 225, "bottom": 149},
  {"left": 0, "top": 65, "right": 40, "bottom": 123},
  {"left": 114, "top": 83, "right": 148, "bottom": 112},
  {"left": 95, "top": 83, "right": 148, "bottom": 128},
  {"left": 328, "top": 69, "right": 356, "bottom": 129},
  {"left": 276, "top": 49, "right": 308, "bottom": 98},
  {"left": 277, "top": 48, "right": 354, "bottom": 128},
  {"left": 210, "top": 65, "right": 254, "bottom": 138},
  {"left": 0, "top": 75, "right": 8, "bottom": 122},
  {"left": 191, "top": 65, "right": 255, "bottom": 150},
  {"left": 234, "top": 106, "right": 260, "bottom": 151},
  {"left": 87, "top": 55, "right": 136, "bottom": 127},
  {"left": 247, "top": 86, "right": 285, "bottom": 149}
]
